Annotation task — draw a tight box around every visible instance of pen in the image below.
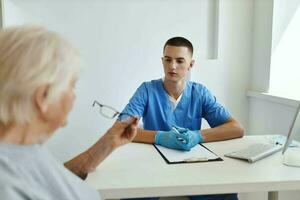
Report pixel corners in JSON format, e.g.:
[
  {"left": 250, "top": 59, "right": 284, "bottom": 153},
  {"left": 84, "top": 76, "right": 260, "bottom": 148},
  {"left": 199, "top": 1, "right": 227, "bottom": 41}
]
[
  {"left": 172, "top": 127, "right": 180, "bottom": 134},
  {"left": 172, "top": 127, "right": 187, "bottom": 144}
]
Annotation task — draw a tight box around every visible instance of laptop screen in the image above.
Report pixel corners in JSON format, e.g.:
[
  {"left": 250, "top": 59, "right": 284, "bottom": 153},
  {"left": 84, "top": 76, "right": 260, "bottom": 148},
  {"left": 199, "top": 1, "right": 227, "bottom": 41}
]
[{"left": 282, "top": 105, "right": 300, "bottom": 154}]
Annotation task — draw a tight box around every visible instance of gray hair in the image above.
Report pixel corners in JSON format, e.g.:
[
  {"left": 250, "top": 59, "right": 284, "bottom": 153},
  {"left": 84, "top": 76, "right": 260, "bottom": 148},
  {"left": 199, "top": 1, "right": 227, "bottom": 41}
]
[{"left": 0, "top": 25, "right": 80, "bottom": 125}]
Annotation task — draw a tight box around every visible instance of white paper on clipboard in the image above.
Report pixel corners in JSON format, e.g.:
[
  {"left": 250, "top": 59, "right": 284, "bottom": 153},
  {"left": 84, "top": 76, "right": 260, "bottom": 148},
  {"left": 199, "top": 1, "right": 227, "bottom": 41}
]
[{"left": 154, "top": 144, "right": 221, "bottom": 163}]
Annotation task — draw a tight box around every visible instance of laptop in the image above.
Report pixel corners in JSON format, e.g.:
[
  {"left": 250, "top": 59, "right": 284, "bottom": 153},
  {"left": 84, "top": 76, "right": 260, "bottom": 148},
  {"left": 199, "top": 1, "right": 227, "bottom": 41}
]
[
  {"left": 224, "top": 104, "right": 300, "bottom": 163},
  {"left": 282, "top": 105, "right": 300, "bottom": 154}
]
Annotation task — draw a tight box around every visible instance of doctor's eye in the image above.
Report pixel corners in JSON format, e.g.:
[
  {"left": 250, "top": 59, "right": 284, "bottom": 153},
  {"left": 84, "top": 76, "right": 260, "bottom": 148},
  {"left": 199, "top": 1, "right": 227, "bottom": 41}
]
[
  {"left": 176, "top": 59, "right": 185, "bottom": 64},
  {"left": 163, "top": 59, "right": 172, "bottom": 63}
]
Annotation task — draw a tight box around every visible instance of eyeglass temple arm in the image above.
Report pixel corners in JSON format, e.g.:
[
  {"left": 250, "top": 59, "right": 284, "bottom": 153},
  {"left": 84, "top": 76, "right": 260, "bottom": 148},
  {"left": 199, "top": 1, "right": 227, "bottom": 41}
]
[
  {"left": 113, "top": 112, "right": 121, "bottom": 118},
  {"left": 93, "top": 100, "right": 102, "bottom": 107}
]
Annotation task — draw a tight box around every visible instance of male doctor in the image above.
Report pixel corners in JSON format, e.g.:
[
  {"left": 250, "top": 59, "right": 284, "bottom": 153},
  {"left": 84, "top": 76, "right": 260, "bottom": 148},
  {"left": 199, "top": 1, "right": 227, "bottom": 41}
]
[{"left": 121, "top": 37, "right": 244, "bottom": 200}]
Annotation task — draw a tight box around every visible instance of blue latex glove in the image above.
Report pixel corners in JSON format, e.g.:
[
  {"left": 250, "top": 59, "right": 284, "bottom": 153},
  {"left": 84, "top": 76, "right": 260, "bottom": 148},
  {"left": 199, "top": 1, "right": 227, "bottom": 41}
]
[
  {"left": 173, "top": 125, "right": 204, "bottom": 150},
  {"left": 185, "top": 129, "right": 203, "bottom": 149},
  {"left": 172, "top": 125, "right": 188, "bottom": 133},
  {"left": 154, "top": 129, "right": 191, "bottom": 151}
]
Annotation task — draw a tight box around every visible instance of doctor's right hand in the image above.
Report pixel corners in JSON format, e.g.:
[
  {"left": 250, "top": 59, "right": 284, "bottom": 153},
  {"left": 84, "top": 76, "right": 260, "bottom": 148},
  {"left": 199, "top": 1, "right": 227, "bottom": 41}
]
[{"left": 154, "top": 130, "right": 191, "bottom": 151}]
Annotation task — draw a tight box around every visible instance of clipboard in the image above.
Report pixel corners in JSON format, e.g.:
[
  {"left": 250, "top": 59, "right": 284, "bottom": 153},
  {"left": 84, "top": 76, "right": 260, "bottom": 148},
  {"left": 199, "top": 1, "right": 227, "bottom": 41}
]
[{"left": 154, "top": 144, "right": 223, "bottom": 164}]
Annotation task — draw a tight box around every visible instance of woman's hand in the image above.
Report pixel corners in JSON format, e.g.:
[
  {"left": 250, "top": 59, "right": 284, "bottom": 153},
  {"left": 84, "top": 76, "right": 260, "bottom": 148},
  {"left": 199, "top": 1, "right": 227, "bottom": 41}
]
[
  {"left": 64, "top": 117, "right": 139, "bottom": 179},
  {"left": 105, "top": 117, "right": 139, "bottom": 148}
]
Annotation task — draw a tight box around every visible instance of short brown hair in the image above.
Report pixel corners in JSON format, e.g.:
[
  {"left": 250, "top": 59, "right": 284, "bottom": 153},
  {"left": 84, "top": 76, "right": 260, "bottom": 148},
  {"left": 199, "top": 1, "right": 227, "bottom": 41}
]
[{"left": 163, "top": 37, "right": 193, "bottom": 56}]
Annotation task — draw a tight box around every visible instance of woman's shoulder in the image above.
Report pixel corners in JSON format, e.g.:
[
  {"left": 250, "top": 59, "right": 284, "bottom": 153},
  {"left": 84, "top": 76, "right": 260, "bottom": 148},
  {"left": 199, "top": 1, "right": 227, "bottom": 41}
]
[
  {"left": 0, "top": 175, "right": 33, "bottom": 200},
  {"left": 0, "top": 144, "right": 100, "bottom": 200},
  {"left": 0, "top": 151, "right": 32, "bottom": 199},
  {"left": 0, "top": 144, "right": 48, "bottom": 179}
]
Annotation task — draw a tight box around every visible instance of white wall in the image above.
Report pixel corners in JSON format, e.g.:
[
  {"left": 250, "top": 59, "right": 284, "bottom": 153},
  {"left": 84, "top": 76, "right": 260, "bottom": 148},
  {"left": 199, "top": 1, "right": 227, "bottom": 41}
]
[
  {"left": 3, "top": 0, "right": 252, "bottom": 167},
  {"left": 249, "top": 0, "right": 300, "bottom": 140},
  {"left": 248, "top": 97, "right": 299, "bottom": 135},
  {"left": 213, "top": 0, "right": 253, "bottom": 129},
  {"left": 192, "top": 0, "right": 254, "bottom": 132},
  {"left": 249, "top": 0, "right": 300, "bottom": 136},
  {"left": 3, "top": 0, "right": 214, "bottom": 161},
  {"left": 3, "top": 0, "right": 252, "bottom": 161},
  {"left": 269, "top": 0, "right": 300, "bottom": 99},
  {"left": 248, "top": 0, "right": 300, "bottom": 199},
  {"left": 271, "top": 0, "right": 300, "bottom": 51},
  {"left": 250, "top": 0, "right": 273, "bottom": 92}
]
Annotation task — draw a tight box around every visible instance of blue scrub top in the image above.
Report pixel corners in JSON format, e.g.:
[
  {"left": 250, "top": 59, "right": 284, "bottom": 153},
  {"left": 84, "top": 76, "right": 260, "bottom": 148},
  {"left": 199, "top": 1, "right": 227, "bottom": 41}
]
[{"left": 121, "top": 79, "right": 230, "bottom": 131}]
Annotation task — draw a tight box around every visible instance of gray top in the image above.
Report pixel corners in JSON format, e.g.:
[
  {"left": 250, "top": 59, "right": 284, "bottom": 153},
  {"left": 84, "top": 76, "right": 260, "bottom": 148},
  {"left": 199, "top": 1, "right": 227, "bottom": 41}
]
[{"left": 0, "top": 143, "right": 100, "bottom": 200}]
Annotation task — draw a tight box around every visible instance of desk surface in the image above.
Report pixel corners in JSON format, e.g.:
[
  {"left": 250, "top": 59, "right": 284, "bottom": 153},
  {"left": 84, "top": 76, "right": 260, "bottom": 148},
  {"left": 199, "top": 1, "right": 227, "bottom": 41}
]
[{"left": 86, "top": 135, "right": 300, "bottom": 199}]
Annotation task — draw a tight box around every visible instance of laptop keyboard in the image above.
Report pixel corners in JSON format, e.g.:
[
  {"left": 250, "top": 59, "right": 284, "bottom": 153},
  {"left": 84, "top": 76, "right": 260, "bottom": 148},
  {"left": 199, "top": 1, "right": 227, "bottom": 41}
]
[{"left": 224, "top": 143, "right": 283, "bottom": 163}]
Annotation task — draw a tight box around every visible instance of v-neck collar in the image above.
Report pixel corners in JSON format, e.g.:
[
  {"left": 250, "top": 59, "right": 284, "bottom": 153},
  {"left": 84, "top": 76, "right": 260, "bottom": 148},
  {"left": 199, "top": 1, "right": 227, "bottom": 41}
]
[{"left": 159, "top": 79, "right": 190, "bottom": 113}]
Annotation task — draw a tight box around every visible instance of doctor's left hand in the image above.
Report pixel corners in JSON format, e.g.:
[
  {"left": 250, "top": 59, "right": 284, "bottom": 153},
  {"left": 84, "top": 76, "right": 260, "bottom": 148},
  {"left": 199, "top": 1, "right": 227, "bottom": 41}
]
[{"left": 173, "top": 126, "right": 204, "bottom": 150}]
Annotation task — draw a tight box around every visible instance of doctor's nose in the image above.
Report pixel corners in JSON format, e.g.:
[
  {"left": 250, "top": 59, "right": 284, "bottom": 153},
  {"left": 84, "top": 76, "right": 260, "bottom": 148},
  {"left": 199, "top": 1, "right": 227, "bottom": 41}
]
[{"left": 170, "top": 61, "right": 177, "bottom": 70}]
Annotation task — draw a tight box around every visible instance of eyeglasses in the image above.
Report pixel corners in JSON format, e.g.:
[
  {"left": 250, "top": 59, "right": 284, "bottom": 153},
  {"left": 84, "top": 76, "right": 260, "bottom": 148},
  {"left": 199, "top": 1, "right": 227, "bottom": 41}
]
[{"left": 92, "top": 100, "right": 134, "bottom": 121}]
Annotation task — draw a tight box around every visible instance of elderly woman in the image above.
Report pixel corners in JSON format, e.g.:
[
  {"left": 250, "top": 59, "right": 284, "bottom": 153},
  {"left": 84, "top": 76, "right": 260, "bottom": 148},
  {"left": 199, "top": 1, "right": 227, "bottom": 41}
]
[{"left": 0, "top": 25, "right": 138, "bottom": 199}]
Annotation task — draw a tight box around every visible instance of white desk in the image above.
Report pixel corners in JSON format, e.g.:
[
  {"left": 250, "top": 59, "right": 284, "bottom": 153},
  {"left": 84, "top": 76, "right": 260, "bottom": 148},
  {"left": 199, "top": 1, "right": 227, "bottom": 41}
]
[{"left": 86, "top": 136, "right": 300, "bottom": 200}]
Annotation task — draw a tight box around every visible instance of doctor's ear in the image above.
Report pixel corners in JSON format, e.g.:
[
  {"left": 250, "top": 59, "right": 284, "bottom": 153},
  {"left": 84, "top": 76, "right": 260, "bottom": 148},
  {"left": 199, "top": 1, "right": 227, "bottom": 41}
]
[{"left": 188, "top": 60, "right": 195, "bottom": 70}]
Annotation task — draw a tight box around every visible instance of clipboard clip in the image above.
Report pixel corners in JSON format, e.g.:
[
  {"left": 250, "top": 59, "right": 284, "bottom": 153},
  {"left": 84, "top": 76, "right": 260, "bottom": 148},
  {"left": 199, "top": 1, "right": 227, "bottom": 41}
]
[{"left": 183, "top": 157, "right": 209, "bottom": 162}]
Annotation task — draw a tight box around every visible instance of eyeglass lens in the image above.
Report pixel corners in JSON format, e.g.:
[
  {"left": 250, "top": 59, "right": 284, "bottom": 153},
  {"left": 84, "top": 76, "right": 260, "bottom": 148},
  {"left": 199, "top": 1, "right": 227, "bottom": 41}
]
[{"left": 100, "top": 106, "right": 119, "bottom": 119}]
